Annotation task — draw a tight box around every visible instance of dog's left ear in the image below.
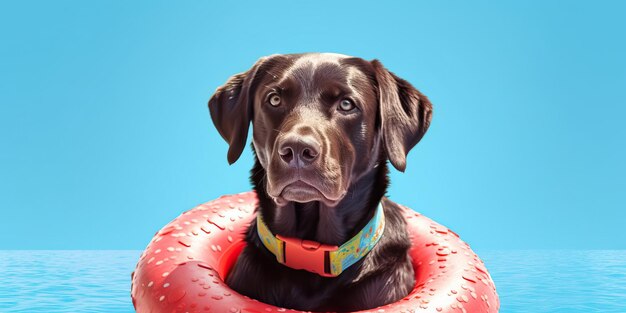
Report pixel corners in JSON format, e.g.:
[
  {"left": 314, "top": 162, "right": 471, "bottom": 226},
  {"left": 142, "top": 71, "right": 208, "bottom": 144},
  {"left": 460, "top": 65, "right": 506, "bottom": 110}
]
[
  {"left": 371, "top": 60, "right": 433, "bottom": 172},
  {"left": 208, "top": 57, "right": 268, "bottom": 164}
]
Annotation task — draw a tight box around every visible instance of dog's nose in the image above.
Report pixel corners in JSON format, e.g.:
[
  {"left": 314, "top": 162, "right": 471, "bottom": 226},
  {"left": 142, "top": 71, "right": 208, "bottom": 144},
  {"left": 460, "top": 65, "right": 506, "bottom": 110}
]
[{"left": 278, "top": 135, "right": 320, "bottom": 168}]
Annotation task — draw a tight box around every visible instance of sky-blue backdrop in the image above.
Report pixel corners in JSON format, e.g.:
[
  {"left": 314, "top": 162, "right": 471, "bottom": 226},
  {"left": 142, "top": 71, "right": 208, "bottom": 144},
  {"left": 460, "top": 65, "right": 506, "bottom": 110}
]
[{"left": 1, "top": 1, "right": 624, "bottom": 250}]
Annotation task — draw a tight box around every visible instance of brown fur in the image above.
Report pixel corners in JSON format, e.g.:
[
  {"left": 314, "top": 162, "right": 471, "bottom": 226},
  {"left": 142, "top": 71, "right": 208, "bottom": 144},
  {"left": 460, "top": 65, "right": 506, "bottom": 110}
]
[{"left": 209, "top": 53, "right": 432, "bottom": 311}]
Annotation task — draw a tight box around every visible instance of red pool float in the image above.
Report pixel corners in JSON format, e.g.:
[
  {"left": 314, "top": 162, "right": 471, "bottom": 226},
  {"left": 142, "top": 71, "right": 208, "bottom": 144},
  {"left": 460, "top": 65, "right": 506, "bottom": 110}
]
[{"left": 131, "top": 191, "right": 499, "bottom": 312}]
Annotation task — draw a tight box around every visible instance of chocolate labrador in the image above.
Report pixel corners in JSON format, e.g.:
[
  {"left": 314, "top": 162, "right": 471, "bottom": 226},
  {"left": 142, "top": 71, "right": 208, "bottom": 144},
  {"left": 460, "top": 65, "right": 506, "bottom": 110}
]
[{"left": 208, "top": 53, "right": 432, "bottom": 311}]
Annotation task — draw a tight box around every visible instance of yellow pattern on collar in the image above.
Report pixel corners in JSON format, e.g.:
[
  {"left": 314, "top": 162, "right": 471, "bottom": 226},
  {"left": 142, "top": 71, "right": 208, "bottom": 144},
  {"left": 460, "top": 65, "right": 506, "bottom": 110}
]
[{"left": 256, "top": 203, "right": 385, "bottom": 276}]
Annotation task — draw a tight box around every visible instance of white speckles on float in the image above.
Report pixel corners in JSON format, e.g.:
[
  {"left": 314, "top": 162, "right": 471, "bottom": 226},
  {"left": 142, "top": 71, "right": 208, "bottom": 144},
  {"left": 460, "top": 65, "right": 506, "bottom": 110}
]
[{"left": 130, "top": 191, "right": 500, "bottom": 313}]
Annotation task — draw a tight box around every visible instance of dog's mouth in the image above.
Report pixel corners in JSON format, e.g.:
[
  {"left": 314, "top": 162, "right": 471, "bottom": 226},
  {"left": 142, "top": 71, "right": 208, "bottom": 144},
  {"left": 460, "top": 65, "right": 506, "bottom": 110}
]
[{"left": 269, "top": 180, "right": 345, "bottom": 206}]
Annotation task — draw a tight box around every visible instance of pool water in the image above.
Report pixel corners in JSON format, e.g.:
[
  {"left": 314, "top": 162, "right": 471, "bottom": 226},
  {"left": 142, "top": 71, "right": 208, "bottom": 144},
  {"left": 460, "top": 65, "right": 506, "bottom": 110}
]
[{"left": 1, "top": 250, "right": 625, "bottom": 312}]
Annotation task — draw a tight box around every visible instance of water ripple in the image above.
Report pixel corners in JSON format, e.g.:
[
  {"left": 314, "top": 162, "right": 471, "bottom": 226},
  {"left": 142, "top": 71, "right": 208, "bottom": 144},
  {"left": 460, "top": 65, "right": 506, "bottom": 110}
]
[
  {"left": 0, "top": 250, "right": 139, "bottom": 313},
  {"left": 1, "top": 250, "right": 625, "bottom": 312},
  {"left": 480, "top": 250, "right": 626, "bottom": 313}
]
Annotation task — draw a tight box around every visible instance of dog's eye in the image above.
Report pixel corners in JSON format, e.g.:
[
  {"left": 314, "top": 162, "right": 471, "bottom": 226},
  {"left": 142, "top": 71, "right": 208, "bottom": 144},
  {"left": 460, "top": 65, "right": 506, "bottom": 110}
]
[
  {"left": 338, "top": 99, "right": 356, "bottom": 111},
  {"left": 268, "top": 93, "right": 281, "bottom": 107}
]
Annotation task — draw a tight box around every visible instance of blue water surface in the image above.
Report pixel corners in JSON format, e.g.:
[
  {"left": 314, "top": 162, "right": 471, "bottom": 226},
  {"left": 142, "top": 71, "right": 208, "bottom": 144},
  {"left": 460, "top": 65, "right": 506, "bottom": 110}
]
[{"left": 0, "top": 250, "right": 624, "bottom": 312}]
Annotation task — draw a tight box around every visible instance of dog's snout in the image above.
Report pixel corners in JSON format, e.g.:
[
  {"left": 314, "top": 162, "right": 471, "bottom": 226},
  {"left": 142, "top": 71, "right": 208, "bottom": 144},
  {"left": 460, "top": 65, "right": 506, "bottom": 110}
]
[{"left": 278, "top": 134, "right": 320, "bottom": 168}]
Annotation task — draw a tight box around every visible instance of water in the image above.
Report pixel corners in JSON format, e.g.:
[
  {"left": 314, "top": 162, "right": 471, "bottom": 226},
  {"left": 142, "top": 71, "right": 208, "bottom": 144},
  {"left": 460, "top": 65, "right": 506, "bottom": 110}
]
[
  {"left": 0, "top": 250, "right": 624, "bottom": 312},
  {"left": 0, "top": 251, "right": 138, "bottom": 313},
  {"left": 482, "top": 250, "right": 626, "bottom": 312}
]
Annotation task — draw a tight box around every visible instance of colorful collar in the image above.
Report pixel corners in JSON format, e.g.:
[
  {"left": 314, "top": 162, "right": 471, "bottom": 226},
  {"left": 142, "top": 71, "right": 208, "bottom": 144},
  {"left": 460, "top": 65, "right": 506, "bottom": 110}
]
[{"left": 256, "top": 203, "right": 385, "bottom": 277}]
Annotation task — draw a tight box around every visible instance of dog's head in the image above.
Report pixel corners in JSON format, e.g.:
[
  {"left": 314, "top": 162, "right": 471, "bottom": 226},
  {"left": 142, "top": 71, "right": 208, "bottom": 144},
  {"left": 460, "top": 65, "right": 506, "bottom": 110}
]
[{"left": 209, "top": 53, "right": 432, "bottom": 206}]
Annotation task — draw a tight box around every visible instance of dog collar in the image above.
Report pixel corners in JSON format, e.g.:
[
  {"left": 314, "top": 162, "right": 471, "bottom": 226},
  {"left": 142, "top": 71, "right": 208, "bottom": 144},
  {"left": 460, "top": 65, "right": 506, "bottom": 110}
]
[{"left": 256, "top": 203, "right": 385, "bottom": 277}]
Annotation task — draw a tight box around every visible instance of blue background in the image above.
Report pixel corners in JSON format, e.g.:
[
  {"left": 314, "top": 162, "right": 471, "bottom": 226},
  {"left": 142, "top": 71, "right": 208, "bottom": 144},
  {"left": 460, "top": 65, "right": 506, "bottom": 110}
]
[{"left": 1, "top": 1, "right": 625, "bottom": 251}]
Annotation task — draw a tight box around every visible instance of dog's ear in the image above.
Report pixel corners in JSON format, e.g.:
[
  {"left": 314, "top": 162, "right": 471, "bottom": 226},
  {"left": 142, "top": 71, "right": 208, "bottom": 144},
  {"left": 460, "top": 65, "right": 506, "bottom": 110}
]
[
  {"left": 208, "top": 57, "right": 268, "bottom": 164},
  {"left": 371, "top": 59, "right": 433, "bottom": 172}
]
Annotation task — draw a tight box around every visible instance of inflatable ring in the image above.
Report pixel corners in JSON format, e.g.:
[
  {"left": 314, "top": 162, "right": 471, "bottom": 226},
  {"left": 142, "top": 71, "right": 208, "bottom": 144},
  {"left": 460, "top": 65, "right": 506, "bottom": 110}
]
[{"left": 131, "top": 191, "right": 499, "bottom": 312}]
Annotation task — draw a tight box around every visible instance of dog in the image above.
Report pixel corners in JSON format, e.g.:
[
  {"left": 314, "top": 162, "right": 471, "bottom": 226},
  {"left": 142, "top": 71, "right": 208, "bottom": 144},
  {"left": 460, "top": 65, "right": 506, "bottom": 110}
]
[{"left": 208, "top": 53, "right": 432, "bottom": 311}]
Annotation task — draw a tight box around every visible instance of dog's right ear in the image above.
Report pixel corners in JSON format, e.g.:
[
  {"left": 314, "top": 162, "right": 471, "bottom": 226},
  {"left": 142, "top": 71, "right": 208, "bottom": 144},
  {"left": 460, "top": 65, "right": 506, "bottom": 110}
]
[{"left": 208, "top": 57, "right": 268, "bottom": 164}]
